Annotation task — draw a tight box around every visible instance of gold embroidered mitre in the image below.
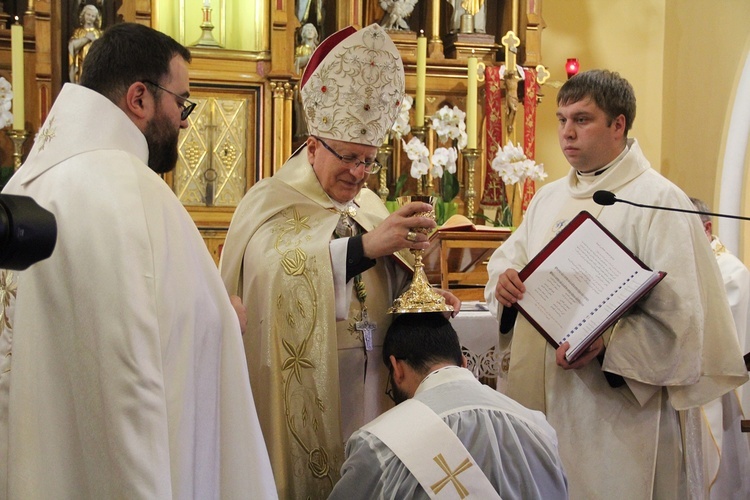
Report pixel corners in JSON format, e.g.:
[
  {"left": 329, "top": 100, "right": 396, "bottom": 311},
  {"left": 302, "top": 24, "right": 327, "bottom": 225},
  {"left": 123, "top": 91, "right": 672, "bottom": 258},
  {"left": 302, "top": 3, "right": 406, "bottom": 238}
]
[{"left": 299, "top": 23, "right": 405, "bottom": 147}]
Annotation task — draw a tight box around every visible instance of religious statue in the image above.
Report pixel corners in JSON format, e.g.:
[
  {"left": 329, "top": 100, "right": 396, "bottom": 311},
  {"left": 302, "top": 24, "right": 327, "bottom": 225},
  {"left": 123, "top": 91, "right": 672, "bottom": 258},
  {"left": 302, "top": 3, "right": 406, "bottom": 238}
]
[
  {"left": 294, "top": 23, "right": 319, "bottom": 75},
  {"left": 378, "top": 0, "right": 418, "bottom": 31},
  {"left": 450, "top": 0, "right": 487, "bottom": 33},
  {"left": 68, "top": 4, "right": 103, "bottom": 84},
  {"left": 296, "top": 0, "right": 323, "bottom": 27}
]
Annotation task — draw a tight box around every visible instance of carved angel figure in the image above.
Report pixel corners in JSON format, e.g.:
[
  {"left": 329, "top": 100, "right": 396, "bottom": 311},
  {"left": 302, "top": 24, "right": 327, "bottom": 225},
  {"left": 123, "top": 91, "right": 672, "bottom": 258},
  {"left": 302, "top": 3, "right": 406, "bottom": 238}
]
[{"left": 379, "top": 0, "right": 418, "bottom": 31}]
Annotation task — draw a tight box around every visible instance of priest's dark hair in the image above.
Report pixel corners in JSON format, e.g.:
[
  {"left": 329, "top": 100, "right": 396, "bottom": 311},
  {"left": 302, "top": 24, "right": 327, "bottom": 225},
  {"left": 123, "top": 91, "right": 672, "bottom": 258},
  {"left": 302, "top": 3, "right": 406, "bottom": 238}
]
[
  {"left": 557, "top": 69, "right": 636, "bottom": 136},
  {"left": 382, "top": 313, "right": 463, "bottom": 376},
  {"left": 80, "top": 22, "right": 192, "bottom": 104}
]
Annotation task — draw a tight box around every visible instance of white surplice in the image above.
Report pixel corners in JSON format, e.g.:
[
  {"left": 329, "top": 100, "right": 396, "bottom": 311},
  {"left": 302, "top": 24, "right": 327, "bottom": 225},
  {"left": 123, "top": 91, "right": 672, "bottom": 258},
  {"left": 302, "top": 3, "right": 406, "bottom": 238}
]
[
  {"left": 0, "top": 84, "right": 276, "bottom": 499},
  {"left": 330, "top": 366, "right": 568, "bottom": 499},
  {"left": 700, "top": 237, "right": 750, "bottom": 499}
]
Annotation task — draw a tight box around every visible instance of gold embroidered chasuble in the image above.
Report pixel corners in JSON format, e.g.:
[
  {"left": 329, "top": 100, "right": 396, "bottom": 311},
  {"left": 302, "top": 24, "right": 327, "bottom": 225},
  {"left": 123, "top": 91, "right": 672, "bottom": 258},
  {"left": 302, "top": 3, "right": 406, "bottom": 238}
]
[{"left": 221, "top": 148, "right": 411, "bottom": 499}]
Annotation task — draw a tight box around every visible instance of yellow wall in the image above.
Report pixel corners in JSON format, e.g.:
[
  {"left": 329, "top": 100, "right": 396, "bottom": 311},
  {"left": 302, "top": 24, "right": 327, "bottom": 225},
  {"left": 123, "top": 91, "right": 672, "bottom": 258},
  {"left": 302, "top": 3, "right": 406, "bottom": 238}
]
[
  {"left": 536, "top": 0, "right": 750, "bottom": 222},
  {"left": 534, "top": 0, "right": 666, "bottom": 183},
  {"left": 662, "top": 0, "right": 750, "bottom": 218}
]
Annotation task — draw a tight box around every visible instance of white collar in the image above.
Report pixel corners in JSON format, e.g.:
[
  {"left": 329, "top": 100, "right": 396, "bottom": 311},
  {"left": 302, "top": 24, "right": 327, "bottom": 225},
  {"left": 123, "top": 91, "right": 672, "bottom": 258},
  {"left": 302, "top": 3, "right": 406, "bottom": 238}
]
[{"left": 414, "top": 366, "right": 477, "bottom": 396}]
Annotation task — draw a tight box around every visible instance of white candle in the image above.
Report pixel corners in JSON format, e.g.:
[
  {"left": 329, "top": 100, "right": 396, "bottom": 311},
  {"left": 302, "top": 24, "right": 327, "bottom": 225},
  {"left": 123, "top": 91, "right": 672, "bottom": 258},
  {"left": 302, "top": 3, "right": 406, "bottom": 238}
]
[
  {"left": 11, "top": 18, "right": 24, "bottom": 130},
  {"left": 466, "top": 54, "right": 478, "bottom": 149},
  {"left": 415, "top": 32, "right": 427, "bottom": 127},
  {"left": 203, "top": 0, "right": 211, "bottom": 8}
]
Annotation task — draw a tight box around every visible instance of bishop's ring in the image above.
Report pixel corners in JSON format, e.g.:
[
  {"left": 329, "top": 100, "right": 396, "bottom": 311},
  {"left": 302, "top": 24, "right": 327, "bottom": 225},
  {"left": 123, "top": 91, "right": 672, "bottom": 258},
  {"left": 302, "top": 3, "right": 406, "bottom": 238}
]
[{"left": 406, "top": 231, "right": 417, "bottom": 242}]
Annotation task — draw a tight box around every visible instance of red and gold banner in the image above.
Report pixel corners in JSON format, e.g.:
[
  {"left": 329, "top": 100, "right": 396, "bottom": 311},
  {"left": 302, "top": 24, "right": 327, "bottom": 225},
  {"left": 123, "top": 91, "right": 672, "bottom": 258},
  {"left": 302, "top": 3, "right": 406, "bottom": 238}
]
[{"left": 480, "top": 65, "right": 506, "bottom": 208}]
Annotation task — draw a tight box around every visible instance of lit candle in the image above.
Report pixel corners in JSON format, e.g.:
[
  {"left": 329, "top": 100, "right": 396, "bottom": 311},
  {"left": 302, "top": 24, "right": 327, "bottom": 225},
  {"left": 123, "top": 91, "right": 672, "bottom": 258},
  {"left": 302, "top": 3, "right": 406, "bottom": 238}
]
[
  {"left": 466, "top": 53, "right": 478, "bottom": 149},
  {"left": 203, "top": 0, "right": 211, "bottom": 8},
  {"left": 415, "top": 31, "right": 427, "bottom": 127},
  {"left": 11, "top": 17, "right": 24, "bottom": 130}
]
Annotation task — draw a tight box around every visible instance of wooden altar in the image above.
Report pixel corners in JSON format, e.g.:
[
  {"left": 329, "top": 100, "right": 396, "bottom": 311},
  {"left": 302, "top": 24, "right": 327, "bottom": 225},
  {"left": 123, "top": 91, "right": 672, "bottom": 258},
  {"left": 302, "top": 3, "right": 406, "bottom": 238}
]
[{"left": 424, "top": 226, "right": 512, "bottom": 301}]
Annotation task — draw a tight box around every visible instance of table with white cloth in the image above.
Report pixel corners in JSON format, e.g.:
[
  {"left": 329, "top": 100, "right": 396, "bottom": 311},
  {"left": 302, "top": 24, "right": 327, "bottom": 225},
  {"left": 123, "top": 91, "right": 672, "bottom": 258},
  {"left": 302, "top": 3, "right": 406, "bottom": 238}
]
[{"left": 452, "top": 302, "right": 508, "bottom": 392}]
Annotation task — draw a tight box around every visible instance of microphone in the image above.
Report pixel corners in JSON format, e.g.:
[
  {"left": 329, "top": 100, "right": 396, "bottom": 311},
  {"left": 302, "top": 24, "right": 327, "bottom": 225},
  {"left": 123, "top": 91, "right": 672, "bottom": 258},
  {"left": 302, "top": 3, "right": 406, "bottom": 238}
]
[{"left": 593, "top": 190, "right": 750, "bottom": 222}]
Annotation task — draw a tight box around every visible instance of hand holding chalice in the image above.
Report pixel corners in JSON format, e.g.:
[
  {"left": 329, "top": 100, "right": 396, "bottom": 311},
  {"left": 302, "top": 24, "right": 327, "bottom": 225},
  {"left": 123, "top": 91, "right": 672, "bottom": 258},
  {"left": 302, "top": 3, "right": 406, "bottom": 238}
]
[{"left": 387, "top": 196, "right": 454, "bottom": 314}]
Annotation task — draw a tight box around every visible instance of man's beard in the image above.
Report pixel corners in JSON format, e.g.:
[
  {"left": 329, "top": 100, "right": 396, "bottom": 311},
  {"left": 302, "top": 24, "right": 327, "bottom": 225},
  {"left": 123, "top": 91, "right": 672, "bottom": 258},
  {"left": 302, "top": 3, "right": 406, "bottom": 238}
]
[
  {"left": 144, "top": 109, "right": 180, "bottom": 174},
  {"left": 389, "top": 372, "right": 409, "bottom": 405}
]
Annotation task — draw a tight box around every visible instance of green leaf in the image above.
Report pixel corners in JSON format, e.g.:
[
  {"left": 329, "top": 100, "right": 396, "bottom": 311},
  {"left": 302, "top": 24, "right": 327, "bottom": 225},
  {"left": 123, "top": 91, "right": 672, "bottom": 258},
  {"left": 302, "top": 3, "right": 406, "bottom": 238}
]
[{"left": 442, "top": 171, "right": 459, "bottom": 202}]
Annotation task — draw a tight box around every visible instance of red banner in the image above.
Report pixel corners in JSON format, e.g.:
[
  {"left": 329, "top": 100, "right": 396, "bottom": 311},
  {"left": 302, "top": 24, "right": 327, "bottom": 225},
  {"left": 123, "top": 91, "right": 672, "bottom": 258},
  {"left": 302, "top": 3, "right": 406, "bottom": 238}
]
[{"left": 480, "top": 65, "right": 506, "bottom": 208}]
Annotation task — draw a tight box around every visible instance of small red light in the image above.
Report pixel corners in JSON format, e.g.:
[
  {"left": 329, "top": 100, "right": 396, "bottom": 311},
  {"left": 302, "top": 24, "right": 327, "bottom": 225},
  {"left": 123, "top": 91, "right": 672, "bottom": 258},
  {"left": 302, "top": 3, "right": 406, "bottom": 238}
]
[{"left": 566, "top": 58, "right": 580, "bottom": 79}]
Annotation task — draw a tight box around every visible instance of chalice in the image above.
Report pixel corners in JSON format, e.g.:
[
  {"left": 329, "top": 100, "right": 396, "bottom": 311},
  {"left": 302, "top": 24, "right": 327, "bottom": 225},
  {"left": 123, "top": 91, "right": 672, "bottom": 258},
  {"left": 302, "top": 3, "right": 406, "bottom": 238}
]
[{"left": 388, "top": 196, "right": 454, "bottom": 314}]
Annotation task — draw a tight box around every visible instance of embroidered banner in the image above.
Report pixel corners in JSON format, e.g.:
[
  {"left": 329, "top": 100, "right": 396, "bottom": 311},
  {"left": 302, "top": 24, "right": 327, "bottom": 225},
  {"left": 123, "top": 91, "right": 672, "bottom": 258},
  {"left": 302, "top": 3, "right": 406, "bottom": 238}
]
[{"left": 480, "top": 65, "right": 506, "bottom": 208}]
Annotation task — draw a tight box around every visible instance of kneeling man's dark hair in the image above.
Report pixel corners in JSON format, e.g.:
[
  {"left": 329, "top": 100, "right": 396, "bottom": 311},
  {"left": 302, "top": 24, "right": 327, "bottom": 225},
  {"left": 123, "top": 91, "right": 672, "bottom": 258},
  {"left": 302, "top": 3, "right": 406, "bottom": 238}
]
[{"left": 382, "top": 313, "right": 463, "bottom": 375}]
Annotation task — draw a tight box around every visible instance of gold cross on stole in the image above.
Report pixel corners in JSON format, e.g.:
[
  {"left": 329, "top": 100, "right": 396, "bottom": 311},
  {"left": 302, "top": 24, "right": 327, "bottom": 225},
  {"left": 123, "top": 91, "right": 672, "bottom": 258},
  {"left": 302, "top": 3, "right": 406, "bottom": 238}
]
[{"left": 430, "top": 453, "right": 473, "bottom": 498}]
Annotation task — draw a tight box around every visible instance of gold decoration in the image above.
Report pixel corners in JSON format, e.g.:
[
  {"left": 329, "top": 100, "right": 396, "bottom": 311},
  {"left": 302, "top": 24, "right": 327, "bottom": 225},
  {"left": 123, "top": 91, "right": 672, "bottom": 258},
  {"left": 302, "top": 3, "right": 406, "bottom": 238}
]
[
  {"left": 388, "top": 196, "right": 454, "bottom": 314},
  {"left": 5, "top": 129, "right": 28, "bottom": 170}
]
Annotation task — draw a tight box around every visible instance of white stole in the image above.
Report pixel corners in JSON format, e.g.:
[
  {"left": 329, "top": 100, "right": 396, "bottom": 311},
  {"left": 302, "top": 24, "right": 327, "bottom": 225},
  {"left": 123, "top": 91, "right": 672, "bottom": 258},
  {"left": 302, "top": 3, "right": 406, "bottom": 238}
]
[{"left": 365, "top": 397, "right": 500, "bottom": 499}]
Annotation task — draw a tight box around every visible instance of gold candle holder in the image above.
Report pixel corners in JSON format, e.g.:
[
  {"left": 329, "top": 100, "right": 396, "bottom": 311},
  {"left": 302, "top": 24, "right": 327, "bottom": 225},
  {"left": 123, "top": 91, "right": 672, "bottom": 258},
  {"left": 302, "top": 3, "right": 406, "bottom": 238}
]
[
  {"left": 462, "top": 148, "right": 481, "bottom": 219},
  {"left": 193, "top": 6, "right": 222, "bottom": 48},
  {"left": 376, "top": 140, "right": 393, "bottom": 202},
  {"left": 6, "top": 129, "right": 28, "bottom": 170},
  {"left": 388, "top": 195, "right": 454, "bottom": 314}
]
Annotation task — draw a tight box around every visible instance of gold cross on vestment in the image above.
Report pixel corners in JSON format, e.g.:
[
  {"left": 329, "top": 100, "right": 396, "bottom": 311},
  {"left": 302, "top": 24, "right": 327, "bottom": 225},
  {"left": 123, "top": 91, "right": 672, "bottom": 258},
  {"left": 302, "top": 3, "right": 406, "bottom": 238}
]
[
  {"left": 37, "top": 115, "right": 57, "bottom": 152},
  {"left": 430, "top": 453, "right": 473, "bottom": 498}
]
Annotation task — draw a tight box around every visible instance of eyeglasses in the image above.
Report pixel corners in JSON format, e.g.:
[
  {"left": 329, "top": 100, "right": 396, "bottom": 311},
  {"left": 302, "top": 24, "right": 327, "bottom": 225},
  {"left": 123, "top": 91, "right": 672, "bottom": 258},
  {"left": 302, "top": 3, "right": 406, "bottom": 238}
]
[
  {"left": 384, "top": 373, "right": 397, "bottom": 403},
  {"left": 142, "top": 80, "right": 197, "bottom": 121},
  {"left": 315, "top": 136, "right": 382, "bottom": 174}
]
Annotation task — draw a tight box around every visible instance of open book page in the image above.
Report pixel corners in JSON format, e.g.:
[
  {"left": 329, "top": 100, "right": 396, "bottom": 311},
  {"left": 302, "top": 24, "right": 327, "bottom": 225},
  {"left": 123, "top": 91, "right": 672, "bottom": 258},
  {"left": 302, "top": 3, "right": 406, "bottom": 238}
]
[
  {"left": 437, "top": 214, "right": 512, "bottom": 232},
  {"left": 516, "top": 212, "right": 665, "bottom": 362}
]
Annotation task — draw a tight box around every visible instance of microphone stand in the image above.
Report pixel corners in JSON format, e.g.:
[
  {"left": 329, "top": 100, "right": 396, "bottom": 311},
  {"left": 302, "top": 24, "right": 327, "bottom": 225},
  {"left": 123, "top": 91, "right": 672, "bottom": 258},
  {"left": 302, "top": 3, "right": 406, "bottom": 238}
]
[{"left": 613, "top": 198, "right": 750, "bottom": 222}]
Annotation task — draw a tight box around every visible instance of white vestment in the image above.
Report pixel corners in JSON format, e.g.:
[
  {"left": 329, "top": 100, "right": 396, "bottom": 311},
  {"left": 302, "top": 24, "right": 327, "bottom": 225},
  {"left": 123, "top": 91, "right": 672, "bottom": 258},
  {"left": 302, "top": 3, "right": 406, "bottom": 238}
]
[
  {"left": 699, "top": 237, "right": 750, "bottom": 499},
  {"left": 0, "top": 84, "right": 277, "bottom": 499},
  {"left": 329, "top": 366, "right": 568, "bottom": 499},
  {"left": 485, "top": 139, "right": 747, "bottom": 499}
]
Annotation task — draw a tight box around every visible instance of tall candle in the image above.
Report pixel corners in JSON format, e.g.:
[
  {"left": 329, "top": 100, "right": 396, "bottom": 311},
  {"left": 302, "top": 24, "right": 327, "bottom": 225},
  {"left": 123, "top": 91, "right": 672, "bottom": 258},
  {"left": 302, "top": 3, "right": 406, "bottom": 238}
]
[
  {"left": 415, "top": 31, "right": 427, "bottom": 127},
  {"left": 11, "top": 18, "right": 24, "bottom": 130},
  {"left": 466, "top": 54, "right": 478, "bottom": 149}
]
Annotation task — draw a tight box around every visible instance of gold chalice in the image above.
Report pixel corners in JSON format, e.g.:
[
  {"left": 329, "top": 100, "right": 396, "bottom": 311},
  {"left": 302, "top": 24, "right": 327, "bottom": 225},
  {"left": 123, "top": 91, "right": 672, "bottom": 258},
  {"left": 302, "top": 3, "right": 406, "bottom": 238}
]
[{"left": 388, "top": 196, "right": 454, "bottom": 314}]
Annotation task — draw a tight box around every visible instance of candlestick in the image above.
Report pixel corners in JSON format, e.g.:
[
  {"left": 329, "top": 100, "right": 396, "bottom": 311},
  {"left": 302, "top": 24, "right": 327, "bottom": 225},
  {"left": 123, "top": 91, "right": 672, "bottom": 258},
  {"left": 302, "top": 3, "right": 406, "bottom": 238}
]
[
  {"left": 415, "top": 32, "right": 427, "bottom": 127},
  {"left": 512, "top": 0, "right": 519, "bottom": 34},
  {"left": 11, "top": 18, "right": 24, "bottom": 130},
  {"left": 193, "top": 4, "right": 222, "bottom": 48},
  {"left": 466, "top": 54, "right": 478, "bottom": 150},
  {"left": 376, "top": 139, "right": 393, "bottom": 202},
  {"left": 6, "top": 129, "right": 29, "bottom": 170},
  {"left": 462, "top": 148, "right": 481, "bottom": 218}
]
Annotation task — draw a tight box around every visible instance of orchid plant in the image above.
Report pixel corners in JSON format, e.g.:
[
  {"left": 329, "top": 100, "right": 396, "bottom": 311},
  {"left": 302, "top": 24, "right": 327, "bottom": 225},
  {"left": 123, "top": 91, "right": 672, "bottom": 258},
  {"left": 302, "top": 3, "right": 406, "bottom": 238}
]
[
  {"left": 385, "top": 96, "right": 415, "bottom": 202},
  {"left": 402, "top": 105, "right": 467, "bottom": 207},
  {"left": 0, "top": 77, "right": 14, "bottom": 130},
  {"left": 490, "top": 141, "right": 547, "bottom": 226}
]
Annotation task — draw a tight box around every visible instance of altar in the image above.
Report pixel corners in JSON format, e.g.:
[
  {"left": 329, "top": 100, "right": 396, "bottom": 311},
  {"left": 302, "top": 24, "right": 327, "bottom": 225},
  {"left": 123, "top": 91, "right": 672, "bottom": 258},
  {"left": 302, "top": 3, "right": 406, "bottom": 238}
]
[{"left": 452, "top": 301, "right": 507, "bottom": 392}]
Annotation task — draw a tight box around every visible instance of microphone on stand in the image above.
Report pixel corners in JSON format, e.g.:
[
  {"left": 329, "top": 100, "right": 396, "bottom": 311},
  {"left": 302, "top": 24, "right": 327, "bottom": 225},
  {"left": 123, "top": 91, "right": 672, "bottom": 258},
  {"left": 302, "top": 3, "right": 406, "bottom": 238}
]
[{"left": 593, "top": 190, "right": 750, "bottom": 222}]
